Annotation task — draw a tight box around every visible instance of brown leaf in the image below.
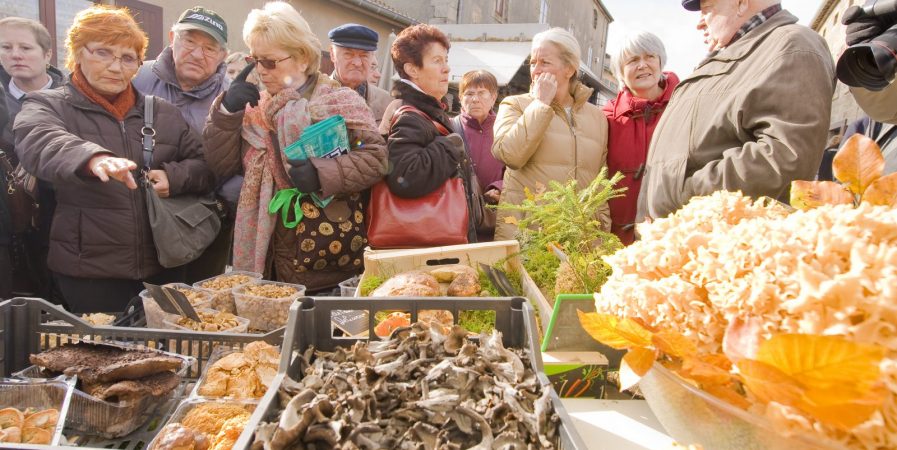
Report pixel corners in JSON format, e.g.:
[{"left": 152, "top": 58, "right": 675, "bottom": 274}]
[
  {"left": 652, "top": 329, "right": 697, "bottom": 359},
  {"left": 577, "top": 311, "right": 653, "bottom": 350},
  {"left": 833, "top": 134, "right": 885, "bottom": 196},
  {"left": 620, "top": 347, "right": 656, "bottom": 391},
  {"left": 503, "top": 216, "right": 518, "bottom": 225},
  {"left": 863, "top": 172, "right": 897, "bottom": 207},
  {"left": 737, "top": 359, "right": 805, "bottom": 407},
  {"left": 790, "top": 180, "right": 854, "bottom": 211}
]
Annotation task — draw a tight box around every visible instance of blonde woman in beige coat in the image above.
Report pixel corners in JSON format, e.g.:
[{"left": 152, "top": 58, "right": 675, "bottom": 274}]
[{"left": 491, "top": 27, "right": 610, "bottom": 241}]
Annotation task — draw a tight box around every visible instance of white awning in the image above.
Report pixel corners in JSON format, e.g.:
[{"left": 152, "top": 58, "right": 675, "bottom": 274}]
[{"left": 448, "top": 41, "right": 532, "bottom": 86}]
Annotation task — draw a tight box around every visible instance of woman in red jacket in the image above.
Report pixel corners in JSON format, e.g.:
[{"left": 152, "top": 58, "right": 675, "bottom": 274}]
[{"left": 603, "top": 31, "right": 679, "bottom": 245}]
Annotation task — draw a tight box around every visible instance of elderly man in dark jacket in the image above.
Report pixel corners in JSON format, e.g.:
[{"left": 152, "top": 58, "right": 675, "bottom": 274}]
[
  {"left": 637, "top": 0, "right": 835, "bottom": 220},
  {"left": 328, "top": 24, "right": 393, "bottom": 126},
  {"left": 133, "top": 7, "right": 233, "bottom": 283}
]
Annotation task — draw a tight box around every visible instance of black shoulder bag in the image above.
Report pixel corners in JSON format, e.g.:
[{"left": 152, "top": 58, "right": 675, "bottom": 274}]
[{"left": 141, "top": 95, "right": 221, "bottom": 268}]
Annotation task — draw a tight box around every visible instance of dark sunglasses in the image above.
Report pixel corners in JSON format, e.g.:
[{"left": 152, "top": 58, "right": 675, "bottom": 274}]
[{"left": 245, "top": 55, "right": 292, "bottom": 70}]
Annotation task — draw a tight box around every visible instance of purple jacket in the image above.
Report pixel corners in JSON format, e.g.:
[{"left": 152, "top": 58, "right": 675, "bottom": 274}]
[{"left": 456, "top": 111, "right": 504, "bottom": 192}]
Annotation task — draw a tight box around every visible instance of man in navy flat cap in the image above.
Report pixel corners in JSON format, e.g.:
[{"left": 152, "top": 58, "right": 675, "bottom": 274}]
[
  {"left": 328, "top": 23, "right": 393, "bottom": 125},
  {"left": 636, "top": 0, "right": 835, "bottom": 221}
]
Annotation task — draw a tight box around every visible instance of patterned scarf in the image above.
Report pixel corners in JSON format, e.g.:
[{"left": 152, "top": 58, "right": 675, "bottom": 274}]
[
  {"left": 233, "top": 76, "right": 378, "bottom": 274},
  {"left": 70, "top": 64, "right": 136, "bottom": 121},
  {"left": 728, "top": 3, "right": 783, "bottom": 47}
]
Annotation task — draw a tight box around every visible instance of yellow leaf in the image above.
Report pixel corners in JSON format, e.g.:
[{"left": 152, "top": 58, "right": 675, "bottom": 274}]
[
  {"left": 863, "top": 172, "right": 897, "bottom": 207},
  {"left": 680, "top": 356, "right": 734, "bottom": 385},
  {"left": 703, "top": 382, "right": 751, "bottom": 410},
  {"left": 754, "top": 334, "right": 884, "bottom": 390},
  {"left": 620, "top": 347, "right": 656, "bottom": 391},
  {"left": 833, "top": 134, "right": 885, "bottom": 196},
  {"left": 577, "top": 311, "right": 653, "bottom": 349},
  {"left": 503, "top": 216, "right": 518, "bottom": 225},
  {"left": 800, "top": 384, "right": 887, "bottom": 431},
  {"left": 790, "top": 180, "right": 854, "bottom": 210},
  {"left": 652, "top": 330, "right": 697, "bottom": 359},
  {"left": 737, "top": 359, "right": 805, "bottom": 407}
]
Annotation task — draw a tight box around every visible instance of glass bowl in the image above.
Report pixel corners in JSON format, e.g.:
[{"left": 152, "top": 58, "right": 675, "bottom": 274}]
[{"left": 639, "top": 364, "right": 849, "bottom": 450}]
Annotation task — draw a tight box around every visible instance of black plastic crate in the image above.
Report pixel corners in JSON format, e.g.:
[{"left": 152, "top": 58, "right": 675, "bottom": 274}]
[
  {"left": 0, "top": 297, "right": 285, "bottom": 449},
  {"left": 233, "top": 296, "right": 588, "bottom": 449}
]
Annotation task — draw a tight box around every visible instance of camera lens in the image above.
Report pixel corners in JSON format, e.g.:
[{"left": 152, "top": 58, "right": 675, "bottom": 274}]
[{"left": 837, "top": 25, "right": 897, "bottom": 90}]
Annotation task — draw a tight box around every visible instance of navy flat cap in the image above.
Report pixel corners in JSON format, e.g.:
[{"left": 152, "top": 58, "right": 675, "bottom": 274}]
[
  {"left": 682, "top": 0, "right": 701, "bottom": 11},
  {"left": 328, "top": 24, "right": 379, "bottom": 51}
]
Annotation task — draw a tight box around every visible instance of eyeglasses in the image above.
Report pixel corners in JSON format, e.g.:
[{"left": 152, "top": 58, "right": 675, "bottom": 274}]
[
  {"left": 461, "top": 90, "right": 494, "bottom": 100},
  {"left": 177, "top": 34, "right": 223, "bottom": 59},
  {"left": 246, "top": 55, "right": 292, "bottom": 70},
  {"left": 83, "top": 46, "right": 141, "bottom": 69}
]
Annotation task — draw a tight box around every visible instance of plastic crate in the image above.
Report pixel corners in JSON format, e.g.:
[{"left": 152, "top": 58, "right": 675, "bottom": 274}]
[
  {"left": 0, "top": 297, "right": 285, "bottom": 450},
  {"left": 232, "top": 296, "right": 588, "bottom": 450}
]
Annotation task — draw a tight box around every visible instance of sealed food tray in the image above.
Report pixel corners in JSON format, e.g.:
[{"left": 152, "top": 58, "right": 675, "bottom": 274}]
[
  {"left": 140, "top": 284, "right": 214, "bottom": 329},
  {"left": 233, "top": 280, "right": 305, "bottom": 331},
  {"left": 0, "top": 375, "right": 74, "bottom": 445},
  {"left": 190, "top": 345, "right": 279, "bottom": 401},
  {"left": 0, "top": 297, "right": 286, "bottom": 450},
  {"left": 232, "top": 296, "right": 588, "bottom": 449},
  {"left": 193, "top": 271, "right": 263, "bottom": 314},
  {"left": 146, "top": 398, "right": 258, "bottom": 450},
  {"left": 15, "top": 341, "right": 195, "bottom": 439}
]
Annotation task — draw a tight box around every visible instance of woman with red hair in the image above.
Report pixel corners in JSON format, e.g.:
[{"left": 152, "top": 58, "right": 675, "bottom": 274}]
[{"left": 13, "top": 5, "right": 214, "bottom": 312}]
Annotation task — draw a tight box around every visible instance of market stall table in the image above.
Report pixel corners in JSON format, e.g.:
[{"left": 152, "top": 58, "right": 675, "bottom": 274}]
[{"left": 560, "top": 399, "right": 675, "bottom": 450}]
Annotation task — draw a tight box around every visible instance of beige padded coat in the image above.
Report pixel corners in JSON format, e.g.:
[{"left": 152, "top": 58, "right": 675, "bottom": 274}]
[{"left": 491, "top": 81, "right": 610, "bottom": 241}]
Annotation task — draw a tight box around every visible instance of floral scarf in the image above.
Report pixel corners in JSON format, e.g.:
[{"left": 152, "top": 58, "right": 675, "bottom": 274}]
[{"left": 233, "top": 75, "right": 378, "bottom": 274}]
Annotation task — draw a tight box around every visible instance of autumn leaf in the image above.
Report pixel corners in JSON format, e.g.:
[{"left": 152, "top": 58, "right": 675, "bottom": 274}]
[
  {"left": 620, "top": 347, "right": 656, "bottom": 391},
  {"left": 503, "top": 216, "right": 518, "bottom": 225},
  {"left": 737, "top": 359, "right": 805, "bottom": 407},
  {"left": 703, "top": 382, "right": 751, "bottom": 410},
  {"left": 800, "top": 384, "right": 887, "bottom": 430},
  {"left": 652, "top": 330, "right": 697, "bottom": 359},
  {"left": 833, "top": 134, "right": 885, "bottom": 196},
  {"left": 577, "top": 311, "right": 653, "bottom": 349},
  {"left": 790, "top": 180, "right": 854, "bottom": 210},
  {"left": 680, "top": 356, "right": 734, "bottom": 385},
  {"left": 723, "top": 316, "right": 764, "bottom": 362},
  {"left": 863, "top": 172, "right": 897, "bottom": 207},
  {"left": 754, "top": 334, "right": 884, "bottom": 390}
]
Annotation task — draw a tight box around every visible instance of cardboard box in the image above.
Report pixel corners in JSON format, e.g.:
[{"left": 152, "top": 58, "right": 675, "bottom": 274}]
[
  {"left": 356, "top": 241, "right": 552, "bottom": 331},
  {"left": 543, "top": 351, "right": 608, "bottom": 398}
]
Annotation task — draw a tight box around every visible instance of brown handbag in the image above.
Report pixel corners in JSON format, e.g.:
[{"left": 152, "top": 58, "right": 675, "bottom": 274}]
[{"left": 367, "top": 105, "right": 470, "bottom": 249}]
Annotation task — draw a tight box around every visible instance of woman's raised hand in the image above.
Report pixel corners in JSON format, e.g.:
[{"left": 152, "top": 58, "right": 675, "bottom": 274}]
[
  {"left": 87, "top": 155, "right": 138, "bottom": 189},
  {"left": 531, "top": 73, "right": 557, "bottom": 105}
]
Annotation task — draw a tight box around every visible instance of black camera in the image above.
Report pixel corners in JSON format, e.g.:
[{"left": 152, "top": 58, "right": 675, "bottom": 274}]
[{"left": 837, "top": 0, "right": 897, "bottom": 90}]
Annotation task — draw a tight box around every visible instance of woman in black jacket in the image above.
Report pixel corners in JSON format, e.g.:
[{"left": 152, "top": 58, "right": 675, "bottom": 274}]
[{"left": 383, "top": 24, "right": 476, "bottom": 244}]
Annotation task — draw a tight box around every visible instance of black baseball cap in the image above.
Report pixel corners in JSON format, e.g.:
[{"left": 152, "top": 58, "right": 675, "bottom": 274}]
[
  {"left": 328, "top": 24, "right": 379, "bottom": 52},
  {"left": 682, "top": 0, "right": 701, "bottom": 11},
  {"left": 177, "top": 7, "right": 227, "bottom": 46}
]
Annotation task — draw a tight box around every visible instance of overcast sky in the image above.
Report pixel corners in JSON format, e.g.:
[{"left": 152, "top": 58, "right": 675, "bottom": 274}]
[{"left": 603, "top": 0, "right": 825, "bottom": 77}]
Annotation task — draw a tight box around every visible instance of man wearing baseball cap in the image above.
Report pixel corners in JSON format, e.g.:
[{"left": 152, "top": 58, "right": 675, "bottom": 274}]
[
  {"left": 328, "top": 23, "right": 393, "bottom": 125},
  {"left": 133, "top": 7, "right": 234, "bottom": 283},
  {"left": 636, "top": 0, "right": 835, "bottom": 221}
]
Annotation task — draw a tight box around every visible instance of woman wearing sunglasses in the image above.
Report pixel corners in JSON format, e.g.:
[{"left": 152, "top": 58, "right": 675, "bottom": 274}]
[
  {"left": 13, "top": 5, "right": 214, "bottom": 313},
  {"left": 203, "top": 2, "right": 386, "bottom": 293}
]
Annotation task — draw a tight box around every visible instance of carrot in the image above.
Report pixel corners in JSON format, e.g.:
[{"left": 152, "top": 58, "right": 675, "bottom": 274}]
[
  {"left": 566, "top": 379, "right": 582, "bottom": 397},
  {"left": 574, "top": 379, "right": 592, "bottom": 397}
]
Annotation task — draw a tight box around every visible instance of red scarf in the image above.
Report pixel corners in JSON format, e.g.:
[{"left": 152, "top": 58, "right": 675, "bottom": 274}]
[{"left": 71, "top": 64, "right": 136, "bottom": 121}]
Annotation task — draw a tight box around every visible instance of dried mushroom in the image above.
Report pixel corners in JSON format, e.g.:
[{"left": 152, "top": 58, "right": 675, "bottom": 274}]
[
  {"left": 252, "top": 322, "right": 560, "bottom": 449},
  {"left": 175, "top": 311, "right": 242, "bottom": 332}
]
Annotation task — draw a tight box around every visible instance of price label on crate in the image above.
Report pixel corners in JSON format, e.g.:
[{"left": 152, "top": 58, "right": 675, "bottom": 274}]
[{"left": 331, "top": 310, "right": 369, "bottom": 337}]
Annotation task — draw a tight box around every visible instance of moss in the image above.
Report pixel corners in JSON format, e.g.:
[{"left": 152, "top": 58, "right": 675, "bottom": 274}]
[
  {"left": 522, "top": 246, "right": 560, "bottom": 302},
  {"left": 359, "top": 275, "right": 387, "bottom": 296},
  {"left": 459, "top": 310, "right": 496, "bottom": 333}
]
